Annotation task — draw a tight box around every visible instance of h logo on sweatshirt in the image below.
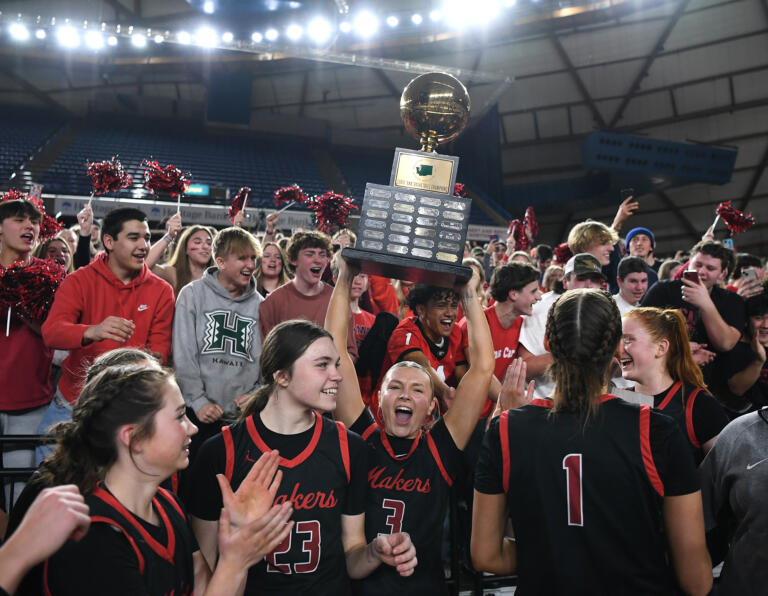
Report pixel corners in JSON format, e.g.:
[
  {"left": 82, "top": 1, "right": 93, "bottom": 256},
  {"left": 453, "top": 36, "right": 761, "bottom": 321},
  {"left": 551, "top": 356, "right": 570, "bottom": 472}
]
[{"left": 202, "top": 310, "right": 256, "bottom": 361}]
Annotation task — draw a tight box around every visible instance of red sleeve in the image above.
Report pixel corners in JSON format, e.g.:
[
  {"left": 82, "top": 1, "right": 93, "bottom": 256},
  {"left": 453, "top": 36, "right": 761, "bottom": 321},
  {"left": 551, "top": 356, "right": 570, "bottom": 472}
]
[
  {"left": 147, "top": 281, "right": 174, "bottom": 364},
  {"left": 368, "top": 275, "right": 399, "bottom": 315},
  {"left": 456, "top": 317, "right": 469, "bottom": 360},
  {"left": 41, "top": 272, "right": 90, "bottom": 349},
  {"left": 387, "top": 318, "right": 428, "bottom": 364}
]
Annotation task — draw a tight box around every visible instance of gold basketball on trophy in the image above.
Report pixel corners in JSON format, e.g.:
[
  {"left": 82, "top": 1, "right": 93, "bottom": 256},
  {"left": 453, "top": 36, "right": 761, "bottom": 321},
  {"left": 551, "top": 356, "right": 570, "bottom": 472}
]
[{"left": 400, "top": 72, "right": 471, "bottom": 153}]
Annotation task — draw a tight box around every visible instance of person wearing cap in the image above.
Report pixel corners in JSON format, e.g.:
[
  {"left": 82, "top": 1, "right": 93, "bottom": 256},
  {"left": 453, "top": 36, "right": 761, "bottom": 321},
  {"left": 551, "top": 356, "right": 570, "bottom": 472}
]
[
  {"left": 518, "top": 254, "right": 606, "bottom": 400},
  {"left": 614, "top": 256, "right": 650, "bottom": 316},
  {"left": 626, "top": 227, "right": 662, "bottom": 273}
]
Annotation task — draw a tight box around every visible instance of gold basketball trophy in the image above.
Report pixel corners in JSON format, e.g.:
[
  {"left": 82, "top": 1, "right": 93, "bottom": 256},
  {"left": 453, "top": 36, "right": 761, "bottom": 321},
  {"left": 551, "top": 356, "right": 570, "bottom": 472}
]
[{"left": 343, "top": 72, "right": 473, "bottom": 286}]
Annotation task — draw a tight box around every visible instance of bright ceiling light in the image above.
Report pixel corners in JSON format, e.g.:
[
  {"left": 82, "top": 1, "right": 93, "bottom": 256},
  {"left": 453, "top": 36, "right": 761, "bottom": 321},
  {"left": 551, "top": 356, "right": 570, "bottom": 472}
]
[
  {"left": 251, "top": 31, "right": 263, "bottom": 43},
  {"left": 35, "top": 28, "right": 47, "bottom": 40},
  {"left": 131, "top": 33, "right": 147, "bottom": 47},
  {"left": 386, "top": 16, "right": 399, "bottom": 27},
  {"left": 107, "top": 35, "right": 118, "bottom": 46},
  {"left": 411, "top": 13, "right": 423, "bottom": 25},
  {"left": 221, "top": 31, "right": 234, "bottom": 43},
  {"left": 444, "top": 0, "right": 499, "bottom": 26},
  {"left": 195, "top": 27, "right": 217, "bottom": 47},
  {"left": 339, "top": 21, "right": 352, "bottom": 33},
  {"left": 203, "top": 1, "right": 215, "bottom": 13},
  {"left": 56, "top": 26, "right": 80, "bottom": 48},
  {"left": 85, "top": 30, "right": 104, "bottom": 49},
  {"left": 354, "top": 11, "right": 378, "bottom": 38},
  {"left": 308, "top": 18, "right": 332, "bottom": 43},
  {"left": 177, "top": 31, "right": 192, "bottom": 44},
  {"left": 265, "top": 28, "right": 279, "bottom": 41},
  {"left": 154, "top": 34, "right": 165, "bottom": 43},
  {"left": 503, "top": 0, "right": 517, "bottom": 5},
  {"left": 430, "top": 9, "right": 443, "bottom": 21},
  {"left": 9, "top": 24, "right": 29, "bottom": 41},
  {"left": 286, "top": 24, "right": 303, "bottom": 41}
]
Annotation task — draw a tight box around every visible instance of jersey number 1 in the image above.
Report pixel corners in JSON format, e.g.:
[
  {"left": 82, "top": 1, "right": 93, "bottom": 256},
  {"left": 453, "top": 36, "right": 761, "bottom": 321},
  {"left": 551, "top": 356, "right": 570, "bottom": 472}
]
[{"left": 562, "top": 453, "right": 583, "bottom": 526}]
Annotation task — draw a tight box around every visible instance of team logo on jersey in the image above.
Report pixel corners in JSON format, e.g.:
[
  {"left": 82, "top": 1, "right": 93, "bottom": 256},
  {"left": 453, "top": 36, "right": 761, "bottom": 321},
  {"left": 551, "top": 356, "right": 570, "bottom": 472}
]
[
  {"left": 202, "top": 310, "right": 256, "bottom": 361},
  {"left": 368, "top": 466, "right": 432, "bottom": 493}
]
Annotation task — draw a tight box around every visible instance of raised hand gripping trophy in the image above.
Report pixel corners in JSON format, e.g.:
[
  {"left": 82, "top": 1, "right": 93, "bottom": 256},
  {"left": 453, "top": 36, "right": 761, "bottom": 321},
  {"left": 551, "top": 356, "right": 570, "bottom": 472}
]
[{"left": 343, "top": 72, "right": 473, "bottom": 287}]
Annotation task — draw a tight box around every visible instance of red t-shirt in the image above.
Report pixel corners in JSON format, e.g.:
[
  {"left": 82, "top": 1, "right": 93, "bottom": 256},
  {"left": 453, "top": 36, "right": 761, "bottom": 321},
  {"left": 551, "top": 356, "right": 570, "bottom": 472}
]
[
  {"left": 353, "top": 309, "right": 376, "bottom": 348},
  {"left": 458, "top": 305, "right": 523, "bottom": 417},
  {"left": 372, "top": 316, "right": 467, "bottom": 423}
]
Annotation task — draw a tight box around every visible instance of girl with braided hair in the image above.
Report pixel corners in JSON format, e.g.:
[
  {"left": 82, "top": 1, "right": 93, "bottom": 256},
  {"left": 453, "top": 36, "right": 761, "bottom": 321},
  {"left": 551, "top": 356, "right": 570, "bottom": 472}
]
[
  {"left": 472, "top": 289, "right": 713, "bottom": 595},
  {"left": 619, "top": 307, "right": 729, "bottom": 464},
  {"left": 39, "top": 363, "right": 294, "bottom": 596}
]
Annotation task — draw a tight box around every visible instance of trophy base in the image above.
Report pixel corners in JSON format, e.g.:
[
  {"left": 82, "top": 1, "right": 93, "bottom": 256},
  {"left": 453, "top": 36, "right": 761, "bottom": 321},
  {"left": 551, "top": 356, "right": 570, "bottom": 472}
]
[{"left": 342, "top": 247, "right": 473, "bottom": 288}]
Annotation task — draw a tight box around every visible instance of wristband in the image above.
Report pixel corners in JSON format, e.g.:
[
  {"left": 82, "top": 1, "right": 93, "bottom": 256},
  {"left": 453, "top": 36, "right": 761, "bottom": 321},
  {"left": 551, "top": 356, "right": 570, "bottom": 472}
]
[
  {"left": 265, "top": 228, "right": 275, "bottom": 234},
  {"left": 161, "top": 233, "right": 173, "bottom": 245}
]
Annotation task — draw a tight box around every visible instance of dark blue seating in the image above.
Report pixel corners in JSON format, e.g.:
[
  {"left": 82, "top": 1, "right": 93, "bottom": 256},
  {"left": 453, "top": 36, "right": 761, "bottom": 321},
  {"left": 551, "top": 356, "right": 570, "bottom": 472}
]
[{"left": 0, "top": 106, "right": 64, "bottom": 180}]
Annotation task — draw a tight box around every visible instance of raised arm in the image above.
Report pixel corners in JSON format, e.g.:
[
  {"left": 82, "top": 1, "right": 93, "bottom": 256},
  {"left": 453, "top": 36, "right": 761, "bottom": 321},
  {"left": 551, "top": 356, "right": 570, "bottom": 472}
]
[
  {"left": 146, "top": 212, "right": 181, "bottom": 270},
  {"left": 443, "top": 269, "right": 494, "bottom": 449},
  {"left": 325, "top": 254, "right": 366, "bottom": 427}
]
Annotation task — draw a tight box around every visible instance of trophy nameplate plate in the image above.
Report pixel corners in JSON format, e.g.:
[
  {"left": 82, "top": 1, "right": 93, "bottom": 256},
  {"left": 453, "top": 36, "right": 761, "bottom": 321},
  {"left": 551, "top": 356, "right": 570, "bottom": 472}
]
[{"left": 390, "top": 148, "right": 459, "bottom": 195}]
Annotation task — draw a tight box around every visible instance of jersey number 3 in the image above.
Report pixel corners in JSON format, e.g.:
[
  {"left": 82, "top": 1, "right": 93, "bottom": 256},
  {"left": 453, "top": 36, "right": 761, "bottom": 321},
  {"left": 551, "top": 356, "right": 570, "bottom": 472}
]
[
  {"left": 382, "top": 498, "right": 406, "bottom": 533},
  {"left": 562, "top": 453, "right": 583, "bottom": 526},
  {"left": 266, "top": 520, "right": 321, "bottom": 574}
]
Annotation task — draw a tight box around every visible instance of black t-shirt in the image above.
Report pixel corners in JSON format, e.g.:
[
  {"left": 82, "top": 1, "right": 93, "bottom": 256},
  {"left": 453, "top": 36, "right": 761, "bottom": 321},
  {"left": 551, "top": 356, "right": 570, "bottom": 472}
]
[
  {"left": 45, "top": 487, "right": 197, "bottom": 596},
  {"left": 188, "top": 412, "right": 368, "bottom": 595},
  {"left": 349, "top": 409, "right": 463, "bottom": 596},
  {"left": 653, "top": 382, "right": 729, "bottom": 464},
  {"left": 641, "top": 279, "right": 746, "bottom": 347},
  {"left": 708, "top": 341, "right": 768, "bottom": 411},
  {"left": 475, "top": 397, "right": 699, "bottom": 595}
]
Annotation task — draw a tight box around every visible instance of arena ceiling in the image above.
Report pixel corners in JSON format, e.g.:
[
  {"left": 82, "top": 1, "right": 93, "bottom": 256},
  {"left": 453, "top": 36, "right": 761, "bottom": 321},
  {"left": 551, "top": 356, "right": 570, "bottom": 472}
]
[{"left": 0, "top": 0, "right": 766, "bottom": 254}]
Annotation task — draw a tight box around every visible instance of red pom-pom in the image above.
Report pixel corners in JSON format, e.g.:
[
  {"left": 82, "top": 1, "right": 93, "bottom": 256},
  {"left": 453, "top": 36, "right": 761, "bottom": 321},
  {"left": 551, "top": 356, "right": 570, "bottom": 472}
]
[
  {"left": 307, "top": 191, "right": 358, "bottom": 234},
  {"left": 86, "top": 156, "right": 132, "bottom": 196},
  {"left": 227, "top": 187, "right": 251, "bottom": 222},
  {"left": 523, "top": 206, "right": 538, "bottom": 240},
  {"left": 1, "top": 189, "right": 62, "bottom": 241},
  {"left": 716, "top": 201, "right": 755, "bottom": 235},
  {"left": 507, "top": 219, "right": 529, "bottom": 251},
  {"left": 553, "top": 242, "right": 572, "bottom": 265},
  {"left": 453, "top": 183, "right": 467, "bottom": 198},
  {"left": 0, "top": 258, "right": 65, "bottom": 321},
  {"left": 274, "top": 184, "right": 308, "bottom": 208},
  {"left": 141, "top": 159, "right": 191, "bottom": 198}
]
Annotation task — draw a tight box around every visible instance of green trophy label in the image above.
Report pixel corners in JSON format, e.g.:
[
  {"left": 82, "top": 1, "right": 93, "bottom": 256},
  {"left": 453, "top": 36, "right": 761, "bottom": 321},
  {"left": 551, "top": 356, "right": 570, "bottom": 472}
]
[{"left": 393, "top": 150, "right": 456, "bottom": 195}]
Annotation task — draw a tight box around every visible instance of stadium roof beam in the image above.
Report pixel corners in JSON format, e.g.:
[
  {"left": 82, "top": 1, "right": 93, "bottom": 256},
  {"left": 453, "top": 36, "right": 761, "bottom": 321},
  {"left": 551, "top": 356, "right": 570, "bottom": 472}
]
[
  {"left": 549, "top": 32, "right": 606, "bottom": 130},
  {"left": 607, "top": 0, "right": 692, "bottom": 129},
  {"left": 738, "top": 140, "right": 768, "bottom": 212},
  {"left": 0, "top": 65, "right": 73, "bottom": 117},
  {"left": 373, "top": 69, "right": 400, "bottom": 97},
  {"left": 655, "top": 190, "right": 700, "bottom": 241}
]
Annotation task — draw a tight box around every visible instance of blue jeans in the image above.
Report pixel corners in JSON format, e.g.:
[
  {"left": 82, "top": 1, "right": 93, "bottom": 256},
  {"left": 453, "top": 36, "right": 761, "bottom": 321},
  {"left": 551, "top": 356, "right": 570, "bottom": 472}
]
[{"left": 35, "top": 389, "right": 72, "bottom": 465}]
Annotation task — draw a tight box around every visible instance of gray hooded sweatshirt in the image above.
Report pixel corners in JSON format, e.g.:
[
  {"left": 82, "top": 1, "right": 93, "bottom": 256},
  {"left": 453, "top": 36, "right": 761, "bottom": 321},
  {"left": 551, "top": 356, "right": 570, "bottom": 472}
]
[{"left": 173, "top": 267, "right": 263, "bottom": 415}]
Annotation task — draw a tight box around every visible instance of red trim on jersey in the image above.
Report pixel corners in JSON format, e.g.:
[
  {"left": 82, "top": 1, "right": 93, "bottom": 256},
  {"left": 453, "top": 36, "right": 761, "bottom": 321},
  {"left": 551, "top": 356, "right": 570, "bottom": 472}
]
[
  {"left": 425, "top": 432, "right": 453, "bottom": 487},
  {"left": 685, "top": 388, "right": 703, "bottom": 449},
  {"left": 530, "top": 398, "right": 553, "bottom": 408},
  {"left": 361, "top": 421, "right": 379, "bottom": 441},
  {"left": 379, "top": 428, "right": 422, "bottom": 460},
  {"left": 222, "top": 425, "right": 235, "bottom": 483},
  {"left": 43, "top": 559, "right": 52, "bottom": 596},
  {"left": 335, "top": 421, "right": 351, "bottom": 483},
  {"left": 657, "top": 381, "right": 682, "bottom": 410},
  {"left": 158, "top": 487, "right": 185, "bottom": 520},
  {"left": 246, "top": 412, "right": 323, "bottom": 468},
  {"left": 170, "top": 472, "right": 179, "bottom": 495},
  {"left": 91, "top": 487, "right": 176, "bottom": 564},
  {"left": 639, "top": 405, "right": 665, "bottom": 497},
  {"left": 600, "top": 394, "right": 617, "bottom": 403},
  {"left": 499, "top": 410, "right": 510, "bottom": 494}
]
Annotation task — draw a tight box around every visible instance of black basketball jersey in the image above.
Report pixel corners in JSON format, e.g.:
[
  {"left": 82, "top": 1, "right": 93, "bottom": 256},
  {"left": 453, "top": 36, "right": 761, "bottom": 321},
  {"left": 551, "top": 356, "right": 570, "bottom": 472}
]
[
  {"left": 44, "top": 486, "right": 195, "bottom": 596},
  {"left": 653, "top": 381, "right": 728, "bottom": 465},
  {"left": 475, "top": 395, "right": 699, "bottom": 595},
  {"left": 350, "top": 409, "right": 462, "bottom": 596},
  {"left": 219, "top": 413, "right": 361, "bottom": 595}
]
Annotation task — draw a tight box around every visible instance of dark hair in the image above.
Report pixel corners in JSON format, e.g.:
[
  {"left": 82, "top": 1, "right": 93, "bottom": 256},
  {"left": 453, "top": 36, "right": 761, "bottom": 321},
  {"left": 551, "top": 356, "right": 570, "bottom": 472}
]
[
  {"left": 102, "top": 207, "right": 148, "bottom": 247},
  {"left": 535, "top": 244, "right": 553, "bottom": 263},
  {"left": 746, "top": 280, "right": 768, "bottom": 318},
  {"left": 690, "top": 240, "right": 735, "bottom": 277},
  {"left": 490, "top": 262, "right": 540, "bottom": 302},
  {"left": 38, "top": 365, "right": 172, "bottom": 494},
  {"left": 546, "top": 289, "right": 622, "bottom": 419},
  {"left": 239, "top": 320, "right": 333, "bottom": 418},
  {"left": 617, "top": 256, "right": 649, "bottom": 281},
  {"left": 0, "top": 199, "right": 41, "bottom": 223},
  {"left": 286, "top": 231, "right": 332, "bottom": 263},
  {"left": 405, "top": 284, "right": 458, "bottom": 310},
  {"left": 732, "top": 253, "right": 763, "bottom": 280}
]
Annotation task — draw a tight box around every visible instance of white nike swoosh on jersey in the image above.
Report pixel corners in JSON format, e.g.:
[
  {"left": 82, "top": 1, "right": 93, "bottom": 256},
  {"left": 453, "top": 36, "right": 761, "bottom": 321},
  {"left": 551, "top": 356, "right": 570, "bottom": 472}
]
[
  {"left": 137, "top": 304, "right": 148, "bottom": 311},
  {"left": 746, "top": 456, "right": 768, "bottom": 470}
]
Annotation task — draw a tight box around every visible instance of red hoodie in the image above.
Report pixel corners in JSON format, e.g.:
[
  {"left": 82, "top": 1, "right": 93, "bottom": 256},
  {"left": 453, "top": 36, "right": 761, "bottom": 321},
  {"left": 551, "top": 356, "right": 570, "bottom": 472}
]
[{"left": 42, "top": 253, "right": 174, "bottom": 403}]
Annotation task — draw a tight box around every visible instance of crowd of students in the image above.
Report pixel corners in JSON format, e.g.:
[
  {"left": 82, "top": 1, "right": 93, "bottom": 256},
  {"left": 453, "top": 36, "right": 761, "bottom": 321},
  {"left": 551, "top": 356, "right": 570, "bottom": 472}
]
[{"left": 0, "top": 191, "right": 766, "bottom": 595}]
